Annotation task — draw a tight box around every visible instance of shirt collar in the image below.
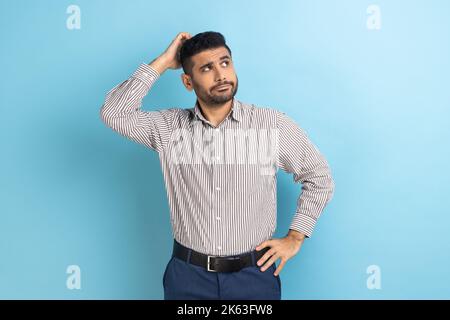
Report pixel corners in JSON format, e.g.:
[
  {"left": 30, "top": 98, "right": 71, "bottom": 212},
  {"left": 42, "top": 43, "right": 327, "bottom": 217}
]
[{"left": 193, "top": 98, "right": 242, "bottom": 123}]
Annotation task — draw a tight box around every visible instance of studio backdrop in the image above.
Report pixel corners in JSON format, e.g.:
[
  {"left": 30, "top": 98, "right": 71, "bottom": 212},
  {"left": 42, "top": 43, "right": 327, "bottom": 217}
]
[{"left": 1, "top": 0, "right": 449, "bottom": 299}]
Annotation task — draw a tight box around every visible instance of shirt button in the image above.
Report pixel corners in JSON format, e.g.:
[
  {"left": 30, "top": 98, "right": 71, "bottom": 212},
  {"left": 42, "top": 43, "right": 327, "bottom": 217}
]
[
  {"left": 149, "top": 76, "right": 155, "bottom": 81},
  {"left": 215, "top": 187, "right": 221, "bottom": 191},
  {"left": 215, "top": 156, "right": 220, "bottom": 161},
  {"left": 142, "top": 72, "right": 148, "bottom": 76},
  {"left": 216, "top": 216, "right": 221, "bottom": 220},
  {"left": 217, "top": 246, "right": 222, "bottom": 250}
]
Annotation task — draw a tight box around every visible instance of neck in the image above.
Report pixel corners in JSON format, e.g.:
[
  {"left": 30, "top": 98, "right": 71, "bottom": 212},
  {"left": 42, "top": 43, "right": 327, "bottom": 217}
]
[{"left": 197, "top": 98, "right": 234, "bottom": 127}]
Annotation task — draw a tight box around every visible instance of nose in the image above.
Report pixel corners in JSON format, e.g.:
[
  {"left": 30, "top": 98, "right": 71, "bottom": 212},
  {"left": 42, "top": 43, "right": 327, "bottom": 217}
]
[{"left": 214, "top": 68, "right": 226, "bottom": 82}]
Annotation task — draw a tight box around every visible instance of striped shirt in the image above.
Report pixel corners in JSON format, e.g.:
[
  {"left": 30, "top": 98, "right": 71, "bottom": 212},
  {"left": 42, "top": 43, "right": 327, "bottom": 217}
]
[{"left": 100, "top": 63, "right": 335, "bottom": 256}]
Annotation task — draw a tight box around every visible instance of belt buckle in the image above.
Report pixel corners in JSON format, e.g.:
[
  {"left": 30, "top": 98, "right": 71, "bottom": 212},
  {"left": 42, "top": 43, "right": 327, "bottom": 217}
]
[{"left": 207, "top": 255, "right": 217, "bottom": 272}]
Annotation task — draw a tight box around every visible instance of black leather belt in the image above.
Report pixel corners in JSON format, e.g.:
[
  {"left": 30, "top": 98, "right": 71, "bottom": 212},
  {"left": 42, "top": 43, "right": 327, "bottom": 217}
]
[{"left": 172, "top": 239, "right": 270, "bottom": 273}]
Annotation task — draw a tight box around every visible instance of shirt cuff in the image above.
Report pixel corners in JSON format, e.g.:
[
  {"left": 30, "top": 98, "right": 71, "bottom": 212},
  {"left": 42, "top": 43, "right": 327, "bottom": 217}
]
[
  {"left": 131, "top": 63, "right": 161, "bottom": 89},
  {"left": 289, "top": 213, "right": 317, "bottom": 238}
]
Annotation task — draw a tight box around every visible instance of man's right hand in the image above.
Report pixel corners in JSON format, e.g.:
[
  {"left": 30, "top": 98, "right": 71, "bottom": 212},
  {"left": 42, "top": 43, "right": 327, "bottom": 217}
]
[{"left": 149, "top": 32, "right": 192, "bottom": 74}]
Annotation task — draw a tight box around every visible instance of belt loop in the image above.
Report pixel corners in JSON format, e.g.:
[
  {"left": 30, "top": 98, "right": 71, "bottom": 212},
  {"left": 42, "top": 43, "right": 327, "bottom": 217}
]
[
  {"left": 172, "top": 239, "right": 176, "bottom": 258},
  {"left": 251, "top": 250, "right": 256, "bottom": 265},
  {"left": 187, "top": 249, "right": 192, "bottom": 264}
]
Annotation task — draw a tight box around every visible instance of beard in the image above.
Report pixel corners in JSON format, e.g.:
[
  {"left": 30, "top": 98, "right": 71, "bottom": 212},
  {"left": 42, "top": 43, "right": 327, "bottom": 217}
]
[{"left": 193, "top": 77, "right": 239, "bottom": 106}]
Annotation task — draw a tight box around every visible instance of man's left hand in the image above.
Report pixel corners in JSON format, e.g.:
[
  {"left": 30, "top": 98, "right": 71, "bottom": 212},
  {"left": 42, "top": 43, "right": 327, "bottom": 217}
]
[{"left": 255, "top": 230, "right": 306, "bottom": 276}]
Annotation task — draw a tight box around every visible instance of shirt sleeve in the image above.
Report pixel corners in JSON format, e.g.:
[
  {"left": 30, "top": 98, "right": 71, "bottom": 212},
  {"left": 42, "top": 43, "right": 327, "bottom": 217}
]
[
  {"left": 100, "top": 63, "right": 177, "bottom": 153},
  {"left": 275, "top": 111, "right": 335, "bottom": 238}
]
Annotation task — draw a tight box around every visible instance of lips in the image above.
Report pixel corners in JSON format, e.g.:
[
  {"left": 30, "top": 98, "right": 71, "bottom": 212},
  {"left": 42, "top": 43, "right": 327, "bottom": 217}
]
[{"left": 214, "top": 84, "right": 231, "bottom": 91}]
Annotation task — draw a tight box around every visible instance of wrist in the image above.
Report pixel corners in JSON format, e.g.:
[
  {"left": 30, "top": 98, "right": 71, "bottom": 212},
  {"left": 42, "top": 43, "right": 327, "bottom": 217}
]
[
  {"left": 287, "top": 229, "right": 306, "bottom": 242},
  {"left": 148, "top": 55, "right": 170, "bottom": 74}
]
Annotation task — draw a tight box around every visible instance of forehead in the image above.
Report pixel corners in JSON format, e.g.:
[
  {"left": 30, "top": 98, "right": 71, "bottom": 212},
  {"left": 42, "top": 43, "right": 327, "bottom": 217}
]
[{"left": 191, "top": 47, "right": 231, "bottom": 66}]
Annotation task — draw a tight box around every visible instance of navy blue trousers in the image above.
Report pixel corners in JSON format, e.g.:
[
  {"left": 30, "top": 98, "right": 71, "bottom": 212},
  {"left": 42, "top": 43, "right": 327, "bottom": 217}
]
[{"left": 163, "top": 251, "right": 281, "bottom": 300}]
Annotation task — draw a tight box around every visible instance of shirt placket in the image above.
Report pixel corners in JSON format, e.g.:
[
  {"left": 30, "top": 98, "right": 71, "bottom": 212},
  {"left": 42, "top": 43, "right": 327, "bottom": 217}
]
[{"left": 210, "top": 123, "right": 224, "bottom": 255}]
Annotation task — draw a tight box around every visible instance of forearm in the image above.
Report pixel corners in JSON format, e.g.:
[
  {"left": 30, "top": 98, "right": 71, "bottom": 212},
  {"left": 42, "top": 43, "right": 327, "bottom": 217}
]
[
  {"left": 100, "top": 64, "right": 159, "bottom": 124},
  {"left": 148, "top": 55, "right": 170, "bottom": 75},
  {"left": 101, "top": 31, "right": 187, "bottom": 124},
  {"left": 101, "top": 51, "right": 170, "bottom": 125},
  {"left": 99, "top": 63, "right": 162, "bottom": 149},
  {"left": 290, "top": 162, "right": 335, "bottom": 238}
]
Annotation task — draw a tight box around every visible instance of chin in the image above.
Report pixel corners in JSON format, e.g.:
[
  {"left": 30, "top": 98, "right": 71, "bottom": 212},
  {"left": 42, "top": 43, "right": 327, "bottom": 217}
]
[{"left": 210, "top": 96, "right": 233, "bottom": 104}]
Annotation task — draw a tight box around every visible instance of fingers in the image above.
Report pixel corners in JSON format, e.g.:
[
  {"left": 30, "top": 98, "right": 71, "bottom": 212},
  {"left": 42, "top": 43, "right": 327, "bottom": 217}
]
[
  {"left": 168, "top": 32, "right": 191, "bottom": 48},
  {"left": 257, "top": 249, "right": 286, "bottom": 275},
  {"left": 255, "top": 240, "right": 269, "bottom": 251},
  {"left": 260, "top": 253, "right": 279, "bottom": 272},
  {"left": 255, "top": 238, "right": 296, "bottom": 276},
  {"left": 175, "top": 32, "right": 191, "bottom": 52},
  {"left": 274, "top": 259, "right": 286, "bottom": 276},
  {"left": 177, "top": 32, "right": 192, "bottom": 42},
  {"left": 257, "top": 248, "right": 276, "bottom": 268}
]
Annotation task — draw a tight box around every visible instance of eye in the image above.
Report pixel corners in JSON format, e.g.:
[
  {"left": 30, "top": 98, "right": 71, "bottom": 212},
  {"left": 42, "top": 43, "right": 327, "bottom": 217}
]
[
  {"left": 222, "top": 60, "right": 230, "bottom": 66},
  {"left": 202, "top": 66, "right": 211, "bottom": 72}
]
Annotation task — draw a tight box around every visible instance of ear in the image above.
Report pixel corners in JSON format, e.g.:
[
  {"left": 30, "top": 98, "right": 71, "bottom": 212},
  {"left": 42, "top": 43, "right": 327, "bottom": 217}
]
[{"left": 181, "top": 73, "right": 194, "bottom": 91}]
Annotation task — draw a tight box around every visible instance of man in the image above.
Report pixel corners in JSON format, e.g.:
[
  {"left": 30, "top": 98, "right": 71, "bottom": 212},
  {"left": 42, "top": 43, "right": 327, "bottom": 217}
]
[{"left": 100, "top": 31, "right": 335, "bottom": 300}]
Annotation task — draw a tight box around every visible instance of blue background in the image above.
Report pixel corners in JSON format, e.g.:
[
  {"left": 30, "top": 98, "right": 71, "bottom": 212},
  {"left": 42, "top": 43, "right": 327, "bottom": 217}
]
[{"left": 1, "top": 0, "right": 449, "bottom": 299}]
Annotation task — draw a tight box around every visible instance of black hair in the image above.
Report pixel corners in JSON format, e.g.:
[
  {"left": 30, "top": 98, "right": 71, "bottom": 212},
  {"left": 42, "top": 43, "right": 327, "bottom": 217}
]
[{"left": 179, "top": 31, "right": 232, "bottom": 76}]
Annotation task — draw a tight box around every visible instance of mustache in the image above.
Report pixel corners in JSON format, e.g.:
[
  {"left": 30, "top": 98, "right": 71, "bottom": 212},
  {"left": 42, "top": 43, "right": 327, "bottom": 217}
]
[{"left": 212, "top": 82, "right": 233, "bottom": 90}]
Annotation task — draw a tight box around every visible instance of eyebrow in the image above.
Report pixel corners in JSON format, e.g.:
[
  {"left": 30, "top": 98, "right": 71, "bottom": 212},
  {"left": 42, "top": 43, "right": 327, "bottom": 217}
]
[{"left": 198, "top": 55, "right": 231, "bottom": 71}]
